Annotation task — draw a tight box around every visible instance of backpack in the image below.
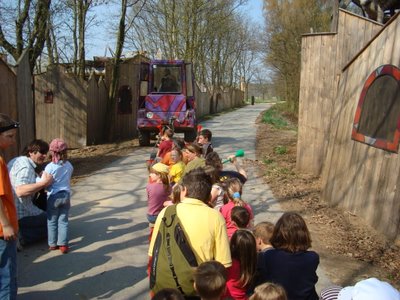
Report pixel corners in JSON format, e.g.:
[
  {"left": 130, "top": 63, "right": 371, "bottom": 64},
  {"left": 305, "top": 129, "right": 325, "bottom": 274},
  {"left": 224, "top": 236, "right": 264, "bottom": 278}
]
[{"left": 149, "top": 204, "right": 198, "bottom": 296}]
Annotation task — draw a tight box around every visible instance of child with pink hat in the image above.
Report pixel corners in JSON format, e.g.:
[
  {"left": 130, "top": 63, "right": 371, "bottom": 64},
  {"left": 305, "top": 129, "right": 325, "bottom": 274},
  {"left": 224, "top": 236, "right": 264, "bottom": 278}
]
[{"left": 41, "top": 138, "right": 73, "bottom": 254}]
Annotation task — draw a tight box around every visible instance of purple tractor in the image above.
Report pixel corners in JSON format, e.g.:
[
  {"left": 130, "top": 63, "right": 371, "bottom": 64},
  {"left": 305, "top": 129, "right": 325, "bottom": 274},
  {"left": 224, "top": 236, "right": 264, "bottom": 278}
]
[{"left": 137, "top": 59, "right": 198, "bottom": 146}]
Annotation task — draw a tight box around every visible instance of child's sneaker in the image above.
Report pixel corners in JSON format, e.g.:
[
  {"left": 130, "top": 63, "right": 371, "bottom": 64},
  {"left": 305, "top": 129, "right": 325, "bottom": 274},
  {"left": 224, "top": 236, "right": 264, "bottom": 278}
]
[
  {"left": 49, "top": 246, "right": 58, "bottom": 251},
  {"left": 59, "top": 245, "right": 69, "bottom": 254}
]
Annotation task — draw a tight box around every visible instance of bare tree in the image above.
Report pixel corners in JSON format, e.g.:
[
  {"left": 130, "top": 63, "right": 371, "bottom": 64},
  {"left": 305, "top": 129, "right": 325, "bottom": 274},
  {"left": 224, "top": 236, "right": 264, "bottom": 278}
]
[
  {"left": 105, "top": 0, "right": 143, "bottom": 141},
  {"left": 0, "top": 0, "right": 51, "bottom": 72},
  {"left": 63, "top": 0, "right": 103, "bottom": 78},
  {"left": 125, "top": 0, "right": 250, "bottom": 91}
]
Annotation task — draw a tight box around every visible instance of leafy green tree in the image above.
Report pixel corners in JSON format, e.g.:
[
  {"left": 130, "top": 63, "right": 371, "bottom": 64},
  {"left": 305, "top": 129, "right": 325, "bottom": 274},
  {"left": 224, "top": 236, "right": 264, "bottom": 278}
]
[{"left": 262, "top": 0, "right": 330, "bottom": 114}]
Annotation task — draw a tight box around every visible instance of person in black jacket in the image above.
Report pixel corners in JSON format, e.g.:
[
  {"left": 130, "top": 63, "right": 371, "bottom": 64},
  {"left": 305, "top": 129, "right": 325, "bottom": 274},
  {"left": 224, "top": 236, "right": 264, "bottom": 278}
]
[{"left": 256, "top": 212, "right": 319, "bottom": 300}]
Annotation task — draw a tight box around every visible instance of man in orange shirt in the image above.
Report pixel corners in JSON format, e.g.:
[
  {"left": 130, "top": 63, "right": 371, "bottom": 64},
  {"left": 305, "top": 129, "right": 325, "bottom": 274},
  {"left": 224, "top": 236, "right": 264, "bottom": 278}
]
[{"left": 0, "top": 113, "right": 19, "bottom": 300}]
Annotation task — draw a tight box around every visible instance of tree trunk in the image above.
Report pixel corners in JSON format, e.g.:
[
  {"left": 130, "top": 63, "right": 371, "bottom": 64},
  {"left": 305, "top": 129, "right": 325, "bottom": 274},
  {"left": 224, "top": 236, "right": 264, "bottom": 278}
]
[
  {"left": 105, "top": 0, "right": 128, "bottom": 142},
  {"left": 331, "top": 0, "right": 339, "bottom": 32},
  {"left": 78, "top": 1, "right": 87, "bottom": 80},
  {"left": 73, "top": 0, "right": 78, "bottom": 75},
  {"left": 28, "top": 0, "right": 51, "bottom": 73}
]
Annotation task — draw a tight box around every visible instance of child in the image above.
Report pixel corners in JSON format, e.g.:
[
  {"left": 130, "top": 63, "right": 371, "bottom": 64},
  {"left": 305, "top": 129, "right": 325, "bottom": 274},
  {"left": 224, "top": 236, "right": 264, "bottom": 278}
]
[
  {"left": 231, "top": 206, "right": 251, "bottom": 233},
  {"left": 224, "top": 229, "right": 257, "bottom": 300},
  {"left": 249, "top": 282, "right": 287, "bottom": 300},
  {"left": 258, "top": 212, "right": 319, "bottom": 300},
  {"left": 163, "top": 184, "right": 182, "bottom": 207},
  {"left": 157, "top": 128, "right": 174, "bottom": 159},
  {"left": 194, "top": 260, "right": 227, "bottom": 300},
  {"left": 203, "top": 165, "right": 225, "bottom": 209},
  {"left": 205, "top": 151, "right": 247, "bottom": 184},
  {"left": 162, "top": 138, "right": 188, "bottom": 166},
  {"left": 220, "top": 178, "right": 254, "bottom": 239},
  {"left": 44, "top": 138, "right": 74, "bottom": 254},
  {"left": 320, "top": 277, "right": 400, "bottom": 300},
  {"left": 253, "top": 222, "right": 274, "bottom": 252},
  {"left": 252, "top": 222, "right": 275, "bottom": 289},
  {"left": 169, "top": 149, "right": 185, "bottom": 185},
  {"left": 0, "top": 113, "right": 19, "bottom": 298},
  {"left": 197, "top": 129, "right": 213, "bottom": 158},
  {"left": 147, "top": 163, "right": 171, "bottom": 225}
]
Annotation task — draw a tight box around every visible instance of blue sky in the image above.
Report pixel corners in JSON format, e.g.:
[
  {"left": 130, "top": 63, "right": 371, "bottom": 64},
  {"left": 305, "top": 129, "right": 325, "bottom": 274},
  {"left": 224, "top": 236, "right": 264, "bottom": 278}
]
[{"left": 86, "top": 0, "right": 264, "bottom": 59}]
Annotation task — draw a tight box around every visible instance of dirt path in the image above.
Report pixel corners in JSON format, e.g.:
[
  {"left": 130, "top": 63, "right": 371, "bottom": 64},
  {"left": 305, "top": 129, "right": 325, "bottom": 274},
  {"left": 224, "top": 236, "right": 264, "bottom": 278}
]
[{"left": 67, "top": 106, "right": 400, "bottom": 291}]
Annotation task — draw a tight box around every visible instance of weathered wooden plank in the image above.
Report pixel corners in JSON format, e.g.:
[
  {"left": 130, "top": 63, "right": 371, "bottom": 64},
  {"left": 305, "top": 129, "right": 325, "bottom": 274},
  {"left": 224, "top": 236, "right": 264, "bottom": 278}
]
[{"left": 322, "top": 14, "right": 400, "bottom": 240}]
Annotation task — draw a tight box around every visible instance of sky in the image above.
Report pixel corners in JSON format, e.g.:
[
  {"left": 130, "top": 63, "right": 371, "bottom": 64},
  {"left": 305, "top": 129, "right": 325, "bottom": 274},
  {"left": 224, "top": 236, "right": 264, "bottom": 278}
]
[{"left": 85, "top": 0, "right": 264, "bottom": 59}]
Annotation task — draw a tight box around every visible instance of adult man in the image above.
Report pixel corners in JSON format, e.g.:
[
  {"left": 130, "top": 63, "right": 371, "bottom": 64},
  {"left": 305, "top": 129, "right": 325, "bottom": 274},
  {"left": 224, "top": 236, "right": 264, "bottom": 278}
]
[
  {"left": 8, "top": 139, "right": 53, "bottom": 247},
  {"left": 0, "top": 113, "right": 20, "bottom": 299},
  {"left": 159, "top": 68, "right": 178, "bottom": 92},
  {"left": 149, "top": 168, "right": 231, "bottom": 293}
]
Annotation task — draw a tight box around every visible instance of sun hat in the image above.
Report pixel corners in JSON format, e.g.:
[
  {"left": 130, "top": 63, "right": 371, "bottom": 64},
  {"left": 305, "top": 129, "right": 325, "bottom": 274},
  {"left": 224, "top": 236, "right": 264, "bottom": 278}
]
[
  {"left": 151, "top": 162, "right": 169, "bottom": 174},
  {"left": 337, "top": 278, "right": 400, "bottom": 300},
  {"left": 49, "top": 138, "right": 68, "bottom": 163}
]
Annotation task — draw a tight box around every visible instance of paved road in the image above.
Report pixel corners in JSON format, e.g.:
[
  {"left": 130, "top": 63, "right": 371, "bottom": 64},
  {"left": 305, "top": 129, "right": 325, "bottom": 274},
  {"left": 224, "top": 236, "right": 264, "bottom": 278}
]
[{"left": 17, "top": 103, "right": 332, "bottom": 299}]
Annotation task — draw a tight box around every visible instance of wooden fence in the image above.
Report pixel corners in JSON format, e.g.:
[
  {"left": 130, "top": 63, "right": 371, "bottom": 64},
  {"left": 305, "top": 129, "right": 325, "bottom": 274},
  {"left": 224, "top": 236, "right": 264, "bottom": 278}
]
[
  {"left": 86, "top": 76, "right": 108, "bottom": 145},
  {"left": 0, "top": 51, "right": 35, "bottom": 161},
  {"left": 297, "top": 9, "right": 382, "bottom": 175},
  {"left": 297, "top": 9, "right": 400, "bottom": 241},
  {"left": 34, "top": 59, "right": 244, "bottom": 148},
  {"left": 35, "top": 65, "right": 88, "bottom": 148},
  {"left": 321, "top": 14, "right": 400, "bottom": 241}
]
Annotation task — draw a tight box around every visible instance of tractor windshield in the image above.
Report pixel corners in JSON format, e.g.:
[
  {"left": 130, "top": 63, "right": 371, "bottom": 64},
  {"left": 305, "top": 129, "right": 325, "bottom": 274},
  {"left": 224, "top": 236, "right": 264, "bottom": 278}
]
[{"left": 152, "top": 65, "right": 181, "bottom": 93}]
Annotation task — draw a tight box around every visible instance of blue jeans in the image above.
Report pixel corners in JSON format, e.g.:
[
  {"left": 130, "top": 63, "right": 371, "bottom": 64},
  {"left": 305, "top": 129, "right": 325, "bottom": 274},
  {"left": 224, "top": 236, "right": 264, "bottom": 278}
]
[
  {"left": 0, "top": 239, "right": 17, "bottom": 300},
  {"left": 147, "top": 214, "right": 158, "bottom": 224},
  {"left": 47, "top": 191, "right": 70, "bottom": 247},
  {"left": 19, "top": 213, "right": 47, "bottom": 244}
]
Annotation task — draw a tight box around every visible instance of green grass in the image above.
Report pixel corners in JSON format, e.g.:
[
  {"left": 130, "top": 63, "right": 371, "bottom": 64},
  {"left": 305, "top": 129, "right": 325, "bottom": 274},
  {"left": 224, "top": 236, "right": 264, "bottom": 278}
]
[
  {"left": 261, "top": 104, "right": 298, "bottom": 131},
  {"left": 263, "top": 158, "right": 274, "bottom": 164},
  {"left": 262, "top": 108, "right": 288, "bottom": 129},
  {"left": 274, "top": 145, "right": 287, "bottom": 155},
  {"left": 245, "top": 97, "right": 282, "bottom": 104}
]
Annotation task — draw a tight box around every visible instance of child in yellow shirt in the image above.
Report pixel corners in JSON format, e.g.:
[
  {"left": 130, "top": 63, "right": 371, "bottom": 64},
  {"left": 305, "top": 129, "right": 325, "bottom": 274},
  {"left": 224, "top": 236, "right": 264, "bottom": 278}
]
[{"left": 169, "top": 149, "right": 185, "bottom": 185}]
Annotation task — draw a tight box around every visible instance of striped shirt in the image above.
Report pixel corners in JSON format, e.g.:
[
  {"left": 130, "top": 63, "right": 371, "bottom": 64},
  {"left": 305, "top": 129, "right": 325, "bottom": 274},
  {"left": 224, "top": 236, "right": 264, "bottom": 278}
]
[{"left": 320, "top": 285, "right": 343, "bottom": 300}]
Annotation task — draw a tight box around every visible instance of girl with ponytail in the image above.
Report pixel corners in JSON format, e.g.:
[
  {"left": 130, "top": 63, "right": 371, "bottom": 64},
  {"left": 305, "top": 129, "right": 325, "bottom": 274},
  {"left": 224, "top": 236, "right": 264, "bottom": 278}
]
[{"left": 220, "top": 177, "right": 254, "bottom": 239}]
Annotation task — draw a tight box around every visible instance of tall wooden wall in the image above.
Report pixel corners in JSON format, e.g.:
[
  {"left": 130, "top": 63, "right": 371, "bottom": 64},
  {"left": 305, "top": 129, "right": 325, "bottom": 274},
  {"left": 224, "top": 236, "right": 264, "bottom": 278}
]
[
  {"left": 110, "top": 61, "right": 139, "bottom": 140},
  {"left": 35, "top": 65, "right": 88, "bottom": 148},
  {"left": 0, "top": 59, "right": 18, "bottom": 161},
  {"left": 322, "top": 14, "right": 400, "bottom": 241},
  {"left": 297, "top": 10, "right": 382, "bottom": 175},
  {"left": 33, "top": 58, "right": 243, "bottom": 147},
  {"left": 195, "top": 86, "right": 244, "bottom": 118},
  {"left": 195, "top": 84, "right": 210, "bottom": 118},
  {"left": 0, "top": 51, "right": 34, "bottom": 161},
  {"left": 86, "top": 76, "right": 107, "bottom": 145}
]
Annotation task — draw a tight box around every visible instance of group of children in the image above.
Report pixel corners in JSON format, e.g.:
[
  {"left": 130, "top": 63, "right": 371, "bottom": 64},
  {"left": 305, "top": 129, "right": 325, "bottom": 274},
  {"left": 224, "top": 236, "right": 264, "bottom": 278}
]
[
  {"left": 146, "top": 127, "right": 321, "bottom": 300},
  {"left": 147, "top": 126, "right": 398, "bottom": 299},
  {"left": 150, "top": 211, "right": 319, "bottom": 300},
  {"left": 146, "top": 127, "right": 255, "bottom": 237}
]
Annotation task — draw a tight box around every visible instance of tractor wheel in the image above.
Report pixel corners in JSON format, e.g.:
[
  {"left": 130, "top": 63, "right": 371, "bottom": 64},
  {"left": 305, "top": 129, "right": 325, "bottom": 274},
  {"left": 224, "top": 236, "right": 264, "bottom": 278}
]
[{"left": 138, "top": 130, "right": 151, "bottom": 146}]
